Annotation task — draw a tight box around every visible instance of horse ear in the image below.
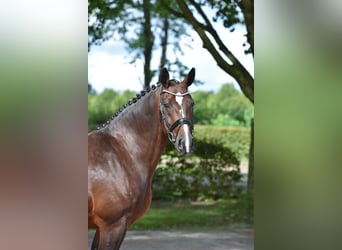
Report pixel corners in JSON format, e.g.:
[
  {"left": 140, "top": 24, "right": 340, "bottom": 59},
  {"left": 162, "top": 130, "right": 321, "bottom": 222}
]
[
  {"left": 159, "top": 68, "right": 169, "bottom": 87},
  {"left": 183, "top": 68, "right": 195, "bottom": 87}
]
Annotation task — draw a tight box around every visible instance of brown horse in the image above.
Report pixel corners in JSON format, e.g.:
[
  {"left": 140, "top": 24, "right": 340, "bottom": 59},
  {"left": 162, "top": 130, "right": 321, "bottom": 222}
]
[{"left": 88, "top": 68, "right": 195, "bottom": 249}]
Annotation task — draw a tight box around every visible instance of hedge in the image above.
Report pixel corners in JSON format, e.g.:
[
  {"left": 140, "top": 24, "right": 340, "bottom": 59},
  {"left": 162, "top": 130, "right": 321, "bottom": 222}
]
[
  {"left": 194, "top": 125, "right": 251, "bottom": 160},
  {"left": 152, "top": 125, "right": 251, "bottom": 201}
]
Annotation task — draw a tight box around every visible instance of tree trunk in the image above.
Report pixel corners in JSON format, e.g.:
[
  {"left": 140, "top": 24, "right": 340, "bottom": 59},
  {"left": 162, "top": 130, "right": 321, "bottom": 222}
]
[
  {"left": 237, "top": 0, "right": 254, "bottom": 55},
  {"left": 159, "top": 15, "right": 169, "bottom": 72},
  {"left": 143, "top": 0, "right": 154, "bottom": 89},
  {"left": 174, "top": 0, "right": 254, "bottom": 103},
  {"left": 247, "top": 118, "right": 254, "bottom": 223}
]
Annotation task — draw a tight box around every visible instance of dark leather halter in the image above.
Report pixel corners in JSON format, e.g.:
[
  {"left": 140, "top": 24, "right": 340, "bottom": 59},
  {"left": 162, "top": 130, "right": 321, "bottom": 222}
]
[{"left": 160, "top": 89, "right": 194, "bottom": 144}]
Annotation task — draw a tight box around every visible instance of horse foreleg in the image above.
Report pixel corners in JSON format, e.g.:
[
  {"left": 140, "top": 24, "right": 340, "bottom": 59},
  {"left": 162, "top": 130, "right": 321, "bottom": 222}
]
[
  {"left": 97, "top": 218, "right": 127, "bottom": 250},
  {"left": 91, "top": 228, "right": 100, "bottom": 250}
]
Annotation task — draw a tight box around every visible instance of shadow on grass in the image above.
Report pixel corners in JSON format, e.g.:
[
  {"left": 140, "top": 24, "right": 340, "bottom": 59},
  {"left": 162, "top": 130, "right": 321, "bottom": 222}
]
[{"left": 130, "top": 195, "right": 251, "bottom": 230}]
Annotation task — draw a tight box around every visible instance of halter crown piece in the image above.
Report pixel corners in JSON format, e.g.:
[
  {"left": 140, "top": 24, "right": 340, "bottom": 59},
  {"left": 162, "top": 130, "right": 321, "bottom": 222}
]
[{"left": 160, "top": 88, "right": 194, "bottom": 144}]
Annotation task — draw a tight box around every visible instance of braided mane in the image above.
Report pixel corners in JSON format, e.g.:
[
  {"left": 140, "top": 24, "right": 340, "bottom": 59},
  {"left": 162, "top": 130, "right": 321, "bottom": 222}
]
[{"left": 95, "top": 83, "right": 161, "bottom": 130}]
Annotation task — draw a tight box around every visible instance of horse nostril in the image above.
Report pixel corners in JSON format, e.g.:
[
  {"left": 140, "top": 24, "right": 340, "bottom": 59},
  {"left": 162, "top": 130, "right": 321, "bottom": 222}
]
[{"left": 178, "top": 139, "right": 183, "bottom": 149}]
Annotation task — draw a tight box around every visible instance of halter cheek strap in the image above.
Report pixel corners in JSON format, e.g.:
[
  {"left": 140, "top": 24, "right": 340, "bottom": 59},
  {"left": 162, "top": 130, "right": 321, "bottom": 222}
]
[{"left": 160, "top": 89, "right": 194, "bottom": 143}]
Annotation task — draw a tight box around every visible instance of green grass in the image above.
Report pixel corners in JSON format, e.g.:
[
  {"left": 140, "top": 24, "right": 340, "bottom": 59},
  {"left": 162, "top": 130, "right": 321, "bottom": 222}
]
[{"left": 130, "top": 195, "right": 250, "bottom": 230}]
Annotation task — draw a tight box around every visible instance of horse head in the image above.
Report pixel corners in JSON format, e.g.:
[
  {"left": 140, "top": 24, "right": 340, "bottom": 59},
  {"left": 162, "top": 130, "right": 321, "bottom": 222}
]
[{"left": 159, "top": 68, "right": 195, "bottom": 155}]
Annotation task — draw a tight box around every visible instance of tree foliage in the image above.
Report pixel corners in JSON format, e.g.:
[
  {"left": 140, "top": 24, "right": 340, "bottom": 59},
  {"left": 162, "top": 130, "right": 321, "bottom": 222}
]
[
  {"left": 89, "top": 0, "right": 253, "bottom": 100},
  {"left": 192, "top": 84, "right": 253, "bottom": 126},
  {"left": 88, "top": 0, "right": 192, "bottom": 88},
  {"left": 88, "top": 83, "right": 96, "bottom": 94},
  {"left": 88, "top": 89, "right": 136, "bottom": 130},
  {"left": 161, "top": 0, "right": 254, "bottom": 102}
]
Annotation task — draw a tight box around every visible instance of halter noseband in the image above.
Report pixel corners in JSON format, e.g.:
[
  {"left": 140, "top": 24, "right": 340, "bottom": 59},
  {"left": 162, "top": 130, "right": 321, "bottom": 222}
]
[{"left": 160, "top": 89, "right": 194, "bottom": 144}]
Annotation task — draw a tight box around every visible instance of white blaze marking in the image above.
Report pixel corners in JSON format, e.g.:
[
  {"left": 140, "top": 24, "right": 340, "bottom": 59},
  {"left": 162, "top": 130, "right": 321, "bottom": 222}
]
[
  {"left": 176, "top": 92, "right": 184, "bottom": 116},
  {"left": 184, "top": 124, "right": 191, "bottom": 152},
  {"left": 175, "top": 92, "right": 191, "bottom": 152},
  {"left": 175, "top": 92, "right": 183, "bottom": 107}
]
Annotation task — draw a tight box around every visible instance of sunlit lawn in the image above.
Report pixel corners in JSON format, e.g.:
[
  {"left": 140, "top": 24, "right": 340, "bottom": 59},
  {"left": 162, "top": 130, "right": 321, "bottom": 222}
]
[{"left": 129, "top": 195, "right": 250, "bottom": 230}]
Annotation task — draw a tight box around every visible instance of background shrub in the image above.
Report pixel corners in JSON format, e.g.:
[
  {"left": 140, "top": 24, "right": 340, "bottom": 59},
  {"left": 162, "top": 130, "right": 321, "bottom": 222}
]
[
  {"left": 152, "top": 125, "right": 250, "bottom": 201},
  {"left": 195, "top": 125, "right": 251, "bottom": 160}
]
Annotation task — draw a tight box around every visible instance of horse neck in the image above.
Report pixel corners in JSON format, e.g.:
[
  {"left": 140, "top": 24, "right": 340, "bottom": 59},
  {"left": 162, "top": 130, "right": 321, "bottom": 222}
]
[{"left": 105, "top": 87, "right": 168, "bottom": 171}]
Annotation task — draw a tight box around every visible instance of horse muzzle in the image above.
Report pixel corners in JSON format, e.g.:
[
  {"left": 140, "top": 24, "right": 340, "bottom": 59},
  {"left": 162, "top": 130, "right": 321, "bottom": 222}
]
[
  {"left": 163, "top": 116, "right": 194, "bottom": 155},
  {"left": 176, "top": 137, "right": 194, "bottom": 155},
  {"left": 175, "top": 124, "right": 194, "bottom": 155}
]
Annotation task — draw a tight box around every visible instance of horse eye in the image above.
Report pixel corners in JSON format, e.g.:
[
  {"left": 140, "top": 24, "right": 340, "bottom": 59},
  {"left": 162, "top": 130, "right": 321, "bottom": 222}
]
[{"left": 163, "top": 103, "right": 170, "bottom": 108}]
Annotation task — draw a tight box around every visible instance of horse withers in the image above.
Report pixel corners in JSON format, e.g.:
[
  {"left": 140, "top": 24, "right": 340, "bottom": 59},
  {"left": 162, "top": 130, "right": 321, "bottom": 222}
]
[{"left": 88, "top": 68, "right": 195, "bottom": 249}]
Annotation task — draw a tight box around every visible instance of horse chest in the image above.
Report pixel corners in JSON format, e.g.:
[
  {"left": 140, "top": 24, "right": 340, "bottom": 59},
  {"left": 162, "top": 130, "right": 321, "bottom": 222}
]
[
  {"left": 127, "top": 190, "right": 152, "bottom": 226},
  {"left": 112, "top": 167, "right": 152, "bottom": 214},
  {"left": 123, "top": 173, "right": 153, "bottom": 225}
]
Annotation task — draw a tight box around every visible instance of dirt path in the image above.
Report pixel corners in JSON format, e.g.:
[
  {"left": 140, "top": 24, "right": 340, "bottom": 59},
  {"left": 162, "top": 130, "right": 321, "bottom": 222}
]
[{"left": 88, "top": 227, "right": 253, "bottom": 250}]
